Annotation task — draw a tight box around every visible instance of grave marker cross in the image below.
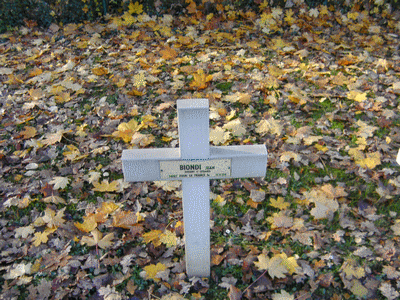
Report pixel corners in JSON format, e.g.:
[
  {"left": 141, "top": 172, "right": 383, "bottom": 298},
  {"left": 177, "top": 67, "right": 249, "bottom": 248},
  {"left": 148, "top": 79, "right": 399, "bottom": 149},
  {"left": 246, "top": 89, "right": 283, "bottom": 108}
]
[{"left": 122, "top": 99, "right": 267, "bottom": 277}]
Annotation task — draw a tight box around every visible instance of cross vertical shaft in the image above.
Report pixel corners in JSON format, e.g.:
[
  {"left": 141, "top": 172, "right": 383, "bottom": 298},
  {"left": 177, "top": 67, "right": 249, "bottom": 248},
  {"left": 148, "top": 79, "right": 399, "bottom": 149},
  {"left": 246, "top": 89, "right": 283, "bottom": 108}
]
[{"left": 178, "top": 99, "right": 210, "bottom": 277}]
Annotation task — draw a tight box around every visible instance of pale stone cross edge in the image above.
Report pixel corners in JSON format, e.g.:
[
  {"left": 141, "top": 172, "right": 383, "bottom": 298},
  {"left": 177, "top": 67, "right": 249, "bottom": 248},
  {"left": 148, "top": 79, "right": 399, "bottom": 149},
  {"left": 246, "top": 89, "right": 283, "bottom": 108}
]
[{"left": 122, "top": 98, "right": 268, "bottom": 277}]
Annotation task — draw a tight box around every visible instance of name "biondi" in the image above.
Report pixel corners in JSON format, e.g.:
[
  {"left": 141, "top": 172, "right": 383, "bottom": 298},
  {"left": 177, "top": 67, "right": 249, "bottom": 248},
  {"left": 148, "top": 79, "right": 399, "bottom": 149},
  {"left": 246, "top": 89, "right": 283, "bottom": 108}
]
[{"left": 180, "top": 164, "right": 201, "bottom": 170}]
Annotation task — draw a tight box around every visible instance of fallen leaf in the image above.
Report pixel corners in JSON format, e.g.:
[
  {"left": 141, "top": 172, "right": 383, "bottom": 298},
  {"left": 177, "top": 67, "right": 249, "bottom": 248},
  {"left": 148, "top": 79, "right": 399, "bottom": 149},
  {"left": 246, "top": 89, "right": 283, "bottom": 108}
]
[
  {"left": 20, "top": 126, "right": 37, "bottom": 139},
  {"left": 228, "top": 285, "right": 242, "bottom": 300},
  {"left": 33, "top": 228, "right": 57, "bottom": 247},
  {"left": 93, "top": 180, "right": 119, "bottom": 192},
  {"left": 49, "top": 176, "right": 70, "bottom": 190},
  {"left": 250, "top": 189, "right": 265, "bottom": 203},
  {"left": 4, "top": 263, "right": 32, "bottom": 280},
  {"left": 143, "top": 263, "right": 167, "bottom": 282},
  {"left": 75, "top": 214, "right": 97, "bottom": 232},
  {"left": 112, "top": 119, "right": 140, "bottom": 143},
  {"left": 143, "top": 230, "right": 163, "bottom": 247},
  {"left": 379, "top": 282, "right": 399, "bottom": 300},
  {"left": 210, "top": 126, "right": 231, "bottom": 145},
  {"left": 254, "top": 254, "right": 287, "bottom": 279},
  {"left": 189, "top": 69, "right": 213, "bottom": 90},
  {"left": 160, "top": 230, "right": 177, "bottom": 247},
  {"left": 272, "top": 290, "right": 294, "bottom": 300},
  {"left": 15, "top": 225, "right": 35, "bottom": 238},
  {"left": 42, "top": 195, "right": 66, "bottom": 204},
  {"left": 92, "top": 67, "right": 109, "bottom": 76},
  {"left": 112, "top": 210, "right": 138, "bottom": 229},
  {"left": 269, "top": 197, "right": 290, "bottom": 210},
  {"left": 81, "top": 229, "right": 114, "bottom": 249},
  {"left": 225, "top": 92, "right": 251, "bottom": 105},
  {"left": 42, "top": 208, "right": 65, "bottom": 229},
  {"left": 256, "top": 118, "right": 283, "bottom": 136},
  {"left": 350, "top": 280, "right": 368, "bottom": 299},
  {"left": 355, "top": 152, "right": 381, "bottom": 169}
]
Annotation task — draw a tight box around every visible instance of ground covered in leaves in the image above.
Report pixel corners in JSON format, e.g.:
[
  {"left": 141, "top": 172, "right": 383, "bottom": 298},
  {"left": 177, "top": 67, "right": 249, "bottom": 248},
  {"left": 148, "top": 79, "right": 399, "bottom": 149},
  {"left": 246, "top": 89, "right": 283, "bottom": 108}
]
[{"left": 1, "top": 2, "right": 400, "bottom": 300}]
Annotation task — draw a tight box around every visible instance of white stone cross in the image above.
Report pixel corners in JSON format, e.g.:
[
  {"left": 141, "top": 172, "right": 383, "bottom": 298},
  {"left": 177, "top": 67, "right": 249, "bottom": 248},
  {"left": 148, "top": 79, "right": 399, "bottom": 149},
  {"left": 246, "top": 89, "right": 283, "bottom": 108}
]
[{"left": 122, "top": 99, "right": 267, "bottom": 277}]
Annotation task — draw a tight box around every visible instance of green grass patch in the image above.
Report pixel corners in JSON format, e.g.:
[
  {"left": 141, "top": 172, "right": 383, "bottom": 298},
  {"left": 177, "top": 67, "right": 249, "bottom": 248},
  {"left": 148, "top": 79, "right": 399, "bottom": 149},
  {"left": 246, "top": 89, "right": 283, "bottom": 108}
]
[{"left": 216, "top": 82, "right": 233, "bottom": 92}]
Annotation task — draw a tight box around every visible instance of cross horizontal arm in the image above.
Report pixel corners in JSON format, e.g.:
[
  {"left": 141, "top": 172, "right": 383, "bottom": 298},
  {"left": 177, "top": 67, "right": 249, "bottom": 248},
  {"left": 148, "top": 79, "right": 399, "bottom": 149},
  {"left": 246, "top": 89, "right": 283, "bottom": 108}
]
[{"left": 122, "top": 145, "right": 267, "bottom": 182}]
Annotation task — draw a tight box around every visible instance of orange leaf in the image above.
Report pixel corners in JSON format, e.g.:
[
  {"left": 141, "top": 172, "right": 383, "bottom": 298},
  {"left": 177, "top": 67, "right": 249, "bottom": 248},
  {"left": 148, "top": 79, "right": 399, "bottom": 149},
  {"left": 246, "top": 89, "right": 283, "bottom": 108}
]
[
  {"left": 247, "top": 199, "right": 259, "bottom": 208},
  {"left": 20, "top": 126, "right": 37, "bottom": 139},
  {"left": 190, "top": 69, "right": 213, "bottom": 90},
  {"left": 160, "top": 46, "right": 177, "bottom": 60},
  {"left": 112, "top": 210, "right": 138, "bottom": 229},
  {"left": 187, "top": 1, "right": 197, "bottom": 14},
  {"left": 28, "top": 67, "right": 43, "bottom": 78},
  {"left": 127, "top": 89, "right": 143, "bottom": 96},
  {"left": 92, "top": 67, "right": 109, "bottom": 76}
]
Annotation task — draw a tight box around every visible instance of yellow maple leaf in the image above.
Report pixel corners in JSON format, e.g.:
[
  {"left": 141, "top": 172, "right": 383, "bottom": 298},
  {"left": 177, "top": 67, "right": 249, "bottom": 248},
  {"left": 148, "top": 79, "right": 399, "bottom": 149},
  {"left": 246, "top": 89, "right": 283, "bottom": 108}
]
[
  {"left": 214, "top": 195, "right": 226, "bottom": 206},
  {"left": 75, "top": 214, "right": 97, "bottom": 232},
  {"left": 280, "top": 151, "right": 301, "bottom": 162},
  {"left": 81, "top": 229, "right": 114, "bottom": 249},
  {"left": 33, "top": 228, "right": 56, "bottom": 247},
  {"left": 144, "top": 263, "right": 167, "bottom": 282},
  {"left": 129, "top": 1, "right": 143, "bottom": 14},
  {"left": 284, "top": 9, "right": 295, "bottom": 25},
  {"left": 347, "top": 90, "right": 367, "bottom": 102},
  {"left": 355, "top": 152, "right": 381, "bottom": 169},
  {"left": 112, "top": 119, "right": 140, "bottom": 143},
  {"left": 76, "top": 123, "right": 88, "bottom": 137},
  {"left": 29, "top": 88, "right": 45, "bottom": 101},
  {"left": 143, "top": 230, "right": 163, "bottom": 247},
  {"left": 140, "top": 114, "right": 157, "bottom": 128},
  {"left": 160, "top": 230, "right": 177, "bottom": 247},
  {"left": 356, "top": 120, "right": 378, "bottom": 138},
  {"left": 93, "top": 180, "right": 119, "bottom": 192},
  {"left": 269, "top": 197, "right": 290, "bottom": 210},
  {"left": 278, "top": 253, "right": 298, "bottom": 275},
  {"left": 315, "top": 144, "right": 329, "bottom": 152},
  {"left": 247, "top": 40, "right": 261, "bottom": 49},
  {"left": 123, "top": 12, "right": 136, "bottom": 25},
  {"left": 98, "top": 202, "right": 119, "bottom": 215},
  {"left": 189, "top": 69, "right": 213, "bottom": 90}
]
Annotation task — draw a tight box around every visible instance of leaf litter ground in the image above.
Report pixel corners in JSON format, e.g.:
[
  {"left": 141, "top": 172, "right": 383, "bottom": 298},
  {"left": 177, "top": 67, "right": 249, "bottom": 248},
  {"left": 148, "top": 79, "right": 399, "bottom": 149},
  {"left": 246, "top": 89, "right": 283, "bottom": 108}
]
[{"left": 0, "top": 4, "right": 400, "bottom": 300}]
